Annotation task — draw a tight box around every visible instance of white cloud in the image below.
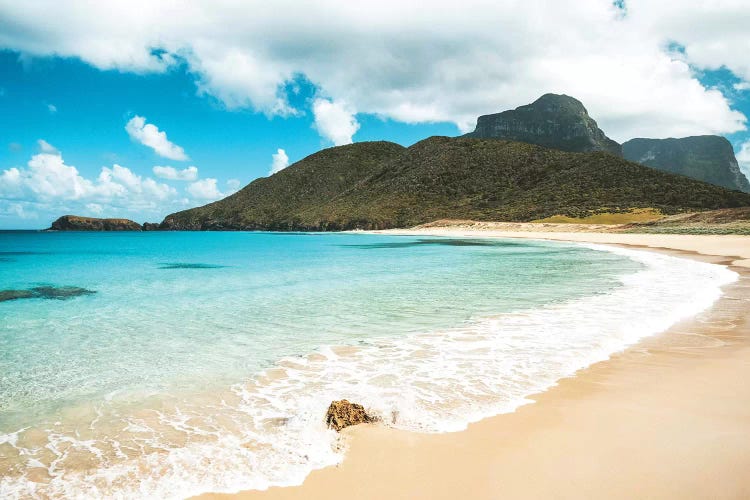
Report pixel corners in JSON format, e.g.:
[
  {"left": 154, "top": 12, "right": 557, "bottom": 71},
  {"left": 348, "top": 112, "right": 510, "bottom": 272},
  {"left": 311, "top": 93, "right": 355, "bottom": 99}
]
[
  {"left": 312, "top": 98, "right": 360, "bottom": 145},
  {"left": 269, "top": 148, "right": 290, "bottom": 175},
  {"left": 737, "top": 140, "right": 750, "bottom": 180},
  {"left": 735, "top": 82, "right": 750, "bottom": 92},
  {"left": 24, "top": 153, "right": 96, "bottom": 199},
  {"left": 152, "top": 165, "right": 199, "bottom": 181},
  {"left": 627, "top": 1, "right": 750, "bottom": 83},
  {"left": 37, "top": 139, "right": 59, "bottom": 154},
  {"left": 0, "top": 152, "right": 177, "bottom": 204},
  {"left": 0, "top": 149, "right": 181, "bottom": 223},
  {"left": 98, "top": 164, "right": 176, "bottom": 201},
  {"left": 125, "top": 115, "right": 188, "bottom": 160},
  {"left": 0, "top": 147, "right": 238, "bottom": 227},
  {"left": 1, "top": 1, "right": 749, "bottom": 140},
  {"left": 47, "top": 103, "right": 57, "bottom": 113},
  {"left": 187, "top": 178, "right": 223, "bottom": 200},
  {"left": 0, "top": 167, "right": 23, "bottom": 197},
  {"left": 188, "top": 44, "right": 296, "bottom": 115}
]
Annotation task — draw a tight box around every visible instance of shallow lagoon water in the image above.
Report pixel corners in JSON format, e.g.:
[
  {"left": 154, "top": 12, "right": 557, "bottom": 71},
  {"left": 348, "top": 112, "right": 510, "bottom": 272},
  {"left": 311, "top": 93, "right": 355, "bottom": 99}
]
[{"left": 0, "top": 231, "right": 735, "bottom": 498}]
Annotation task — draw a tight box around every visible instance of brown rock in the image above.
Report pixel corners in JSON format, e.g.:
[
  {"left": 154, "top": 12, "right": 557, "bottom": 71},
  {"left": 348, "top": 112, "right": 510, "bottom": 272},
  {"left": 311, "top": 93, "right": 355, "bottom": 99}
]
[
  {"left": 47, "top": 215, "right": 142, "bottom": 231},
  {"left": 325, "top": 400, "right": 377, "bottom": 431}
]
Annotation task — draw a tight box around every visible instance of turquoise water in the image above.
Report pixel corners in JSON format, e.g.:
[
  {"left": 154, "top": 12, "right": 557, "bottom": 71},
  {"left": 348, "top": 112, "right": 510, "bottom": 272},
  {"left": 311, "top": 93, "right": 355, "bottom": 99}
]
[{"left": 0, "top": 231, "right": 736, "bottom": 498}]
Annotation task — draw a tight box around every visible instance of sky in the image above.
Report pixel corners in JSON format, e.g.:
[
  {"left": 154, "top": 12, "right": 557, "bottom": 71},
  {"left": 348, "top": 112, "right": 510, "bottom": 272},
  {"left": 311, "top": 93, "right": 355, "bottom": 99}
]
[{"left": 1, "top": 0, "right": 750, "bottom": 229}]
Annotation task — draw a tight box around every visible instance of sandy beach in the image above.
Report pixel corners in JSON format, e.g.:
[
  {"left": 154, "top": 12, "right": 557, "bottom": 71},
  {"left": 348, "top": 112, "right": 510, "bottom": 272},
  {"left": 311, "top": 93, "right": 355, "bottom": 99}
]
[{"left": 201, "top": 227, "right": 750, "bottom": 500}]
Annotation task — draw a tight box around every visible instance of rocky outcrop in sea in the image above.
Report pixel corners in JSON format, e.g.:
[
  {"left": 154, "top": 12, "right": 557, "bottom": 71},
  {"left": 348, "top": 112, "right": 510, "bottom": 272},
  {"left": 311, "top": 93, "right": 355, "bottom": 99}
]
[{"left": 48, "top": 215, "right": 143, "bottom": 231}]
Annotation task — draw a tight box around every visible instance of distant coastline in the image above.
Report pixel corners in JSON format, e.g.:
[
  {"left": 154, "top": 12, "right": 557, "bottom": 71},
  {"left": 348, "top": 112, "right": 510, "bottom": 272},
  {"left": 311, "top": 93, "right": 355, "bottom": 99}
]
[{"left": 46, "top": 207, "right": 750, "bottom": 235}]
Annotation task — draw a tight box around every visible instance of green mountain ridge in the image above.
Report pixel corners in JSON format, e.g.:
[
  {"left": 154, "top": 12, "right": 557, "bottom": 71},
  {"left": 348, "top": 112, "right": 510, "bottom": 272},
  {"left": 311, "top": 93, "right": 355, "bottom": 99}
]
[{"left": 160, "top": 136, "right": 750, "bottom": 231}]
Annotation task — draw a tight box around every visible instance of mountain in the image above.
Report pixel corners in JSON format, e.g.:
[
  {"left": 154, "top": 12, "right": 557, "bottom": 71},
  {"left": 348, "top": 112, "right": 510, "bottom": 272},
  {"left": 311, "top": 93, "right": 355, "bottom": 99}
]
[
  {"left": 622, "top": 136, "right": 750, "bottom": 193},
  {"left": 48, "top": 215, "right": 142, "bottom": 231},
  {"left": 159, "top": 136, "right": 750, "bottom": 231},
  {"left": 161, "top": 141, "right": 406, "bottom": 230},
  {"left": 463, "top": 93, "right": 622, "bottom": 156}
]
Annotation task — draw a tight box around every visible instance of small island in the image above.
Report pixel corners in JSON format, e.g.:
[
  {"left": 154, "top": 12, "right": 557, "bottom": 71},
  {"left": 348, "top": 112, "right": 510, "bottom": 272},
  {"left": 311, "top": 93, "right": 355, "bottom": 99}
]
[{"left": 48, "top": 215, "right": 143, "bottom": 231}]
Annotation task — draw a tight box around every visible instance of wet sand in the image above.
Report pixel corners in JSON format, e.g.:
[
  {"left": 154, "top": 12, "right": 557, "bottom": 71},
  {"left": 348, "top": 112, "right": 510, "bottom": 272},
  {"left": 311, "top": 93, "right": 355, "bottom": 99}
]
[{"left": 201, "top": 229, "right": 750, "bottom": 500}]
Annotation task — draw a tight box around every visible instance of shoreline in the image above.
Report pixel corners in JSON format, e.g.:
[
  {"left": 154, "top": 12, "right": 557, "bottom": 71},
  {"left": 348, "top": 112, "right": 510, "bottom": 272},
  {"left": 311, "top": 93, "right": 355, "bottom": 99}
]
[{"left": 201, "top": 229, "right": 750, "bottom": 500}]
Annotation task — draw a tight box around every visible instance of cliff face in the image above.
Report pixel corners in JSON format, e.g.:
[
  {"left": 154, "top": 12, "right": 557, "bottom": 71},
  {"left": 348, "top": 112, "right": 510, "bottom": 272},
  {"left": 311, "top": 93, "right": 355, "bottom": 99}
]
[
  {"left": 464, "top": 94, "right": 622, "bottom": 156},
  {"left": 622, "top": 136, "right": 750, "bottom": 193},
  {"left": 48, "top": 215, "right": 142, "bottom": 231},
  {"left": 159, "top": 136, "right": 750, "bottom": 231}
]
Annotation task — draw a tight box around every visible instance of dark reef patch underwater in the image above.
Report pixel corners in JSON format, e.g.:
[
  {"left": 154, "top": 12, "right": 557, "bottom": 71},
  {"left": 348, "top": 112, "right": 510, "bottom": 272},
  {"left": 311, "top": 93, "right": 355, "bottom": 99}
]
[
  {"left": 341, "top": 238, "right": 507, "bottom": 249},
  {"left": 0, "top": 286, "right": 96, "bottom": 302},
  {"left": 158, "top": 263, "right": 228, "bottom": 269}
]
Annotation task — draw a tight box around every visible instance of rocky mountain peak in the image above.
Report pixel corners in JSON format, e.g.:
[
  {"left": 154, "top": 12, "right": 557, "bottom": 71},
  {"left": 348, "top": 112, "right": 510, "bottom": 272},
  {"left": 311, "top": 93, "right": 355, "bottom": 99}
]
[
  {"left": 464, "top": 93, "right": 622, "bottom": 156},
  {"left": 622, "top": 136, "right": 750, "bottom": 193}
]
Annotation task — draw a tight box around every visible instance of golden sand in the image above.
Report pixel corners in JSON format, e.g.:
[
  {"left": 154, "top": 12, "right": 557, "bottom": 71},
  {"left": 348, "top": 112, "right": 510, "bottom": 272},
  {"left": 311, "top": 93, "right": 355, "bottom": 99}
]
[{"left": 199, "top": 229, "right": 750, "bottom": 500}]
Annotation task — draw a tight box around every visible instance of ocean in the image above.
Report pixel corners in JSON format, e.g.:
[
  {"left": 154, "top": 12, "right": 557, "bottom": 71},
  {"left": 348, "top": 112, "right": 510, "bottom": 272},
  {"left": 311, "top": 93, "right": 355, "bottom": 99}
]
[{"left": 0, "top": 231, "right": 737, "bottom": 498}]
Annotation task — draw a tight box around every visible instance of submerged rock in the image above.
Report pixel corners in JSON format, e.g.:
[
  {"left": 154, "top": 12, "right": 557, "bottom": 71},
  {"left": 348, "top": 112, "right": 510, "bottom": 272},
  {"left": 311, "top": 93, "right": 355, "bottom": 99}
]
[
  {"left": 158, "top": 263, "right": 227, "bottom": 269},
  {"left": 325, "top": 400, "right": 377, "bottom": 431},
  {"left": 0, "top": 289, "right": 36, "bottom": 302},
  {"left": 0, "top": 286, "right": 96, "bottom": 302},
  {"left": 31, "top": 286, "right": 96, "bottom": 300}
]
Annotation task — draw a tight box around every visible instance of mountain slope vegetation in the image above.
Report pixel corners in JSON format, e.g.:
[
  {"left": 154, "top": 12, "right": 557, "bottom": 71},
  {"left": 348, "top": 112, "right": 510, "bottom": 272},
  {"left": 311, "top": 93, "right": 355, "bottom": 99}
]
[{"left": 161, "top": 137, "right": 750, "bottom": 231}]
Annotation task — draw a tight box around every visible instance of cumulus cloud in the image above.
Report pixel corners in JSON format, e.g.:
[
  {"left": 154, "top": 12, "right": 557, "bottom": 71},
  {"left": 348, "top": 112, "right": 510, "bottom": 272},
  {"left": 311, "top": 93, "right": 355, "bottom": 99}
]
[
  {"left": 629, "top": 1, "right": 750, "bottom": 83},
  {"left": 312, "top": 99, "right": 360, "bottom": 145},
  {"left": 0, "top": 151, "right": 176, "bottom": 203},
  {"left": 269, "top": 148, "right": 290, "bottom": 175},
  {"left": 153, "top": 165, "right": 199, "bottom": 181},
  {"left": 0, "top": 149, "right": 182, "bottom": 224},
  {"left": 187, "top": 178, "right": 223, "bottom": 200},
  {"left": 1, "top": 1, "right": 749, "bottom": 140},
  {"left": 125, "top": 115, "right": 188, "bottom": 160},
  {"left": 98, "top": 164, "right": 176, "bottom": 201},
  {"left": 735, "top": 82, "right": 750, "bottom": 92},
  {"left": 37, "top": 139, "right": 59, "bottom": 154}
]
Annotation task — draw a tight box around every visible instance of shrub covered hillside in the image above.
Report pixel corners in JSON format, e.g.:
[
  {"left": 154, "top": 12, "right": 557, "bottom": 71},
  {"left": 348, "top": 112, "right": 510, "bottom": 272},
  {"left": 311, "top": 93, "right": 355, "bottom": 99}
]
[{"left": 160, "top": 136, "right": 750, "bottom": 231}]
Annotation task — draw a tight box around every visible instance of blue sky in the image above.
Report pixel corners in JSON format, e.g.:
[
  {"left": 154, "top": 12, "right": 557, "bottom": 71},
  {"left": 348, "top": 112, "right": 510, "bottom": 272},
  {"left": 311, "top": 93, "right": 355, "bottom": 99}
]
[
  {"left": 0, "top": 52, "right": 458, "bottom": 228},
  {"left": 1, "top": 1, "right": 750, "bottom": 228},
  {"left": 0, "top": 52, "right": 458, "bottom": 182}
]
